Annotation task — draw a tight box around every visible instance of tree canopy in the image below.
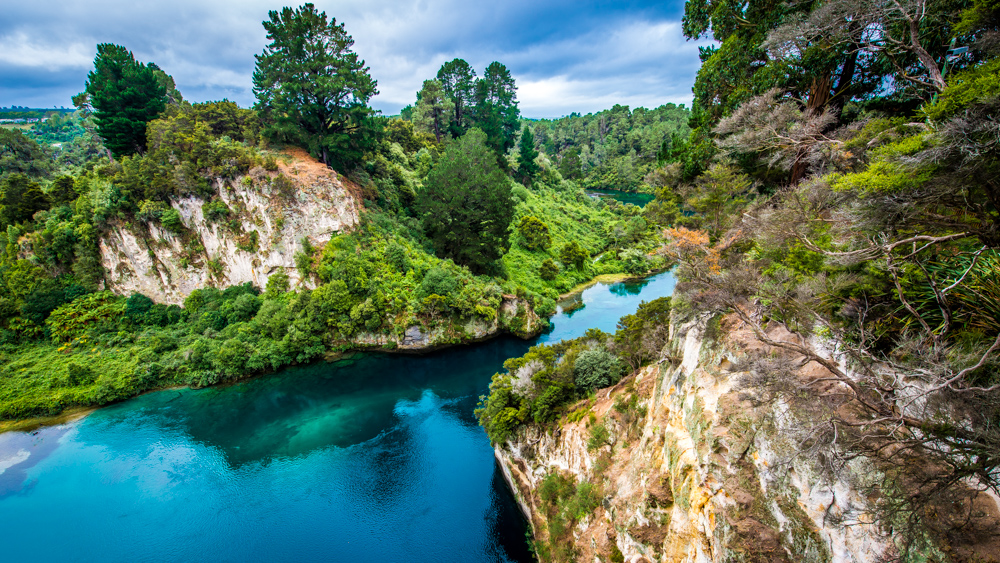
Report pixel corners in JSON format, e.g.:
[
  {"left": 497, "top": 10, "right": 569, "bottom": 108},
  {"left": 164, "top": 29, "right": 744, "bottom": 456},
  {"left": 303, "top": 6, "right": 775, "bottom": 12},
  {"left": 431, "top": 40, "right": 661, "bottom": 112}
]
[
  {"left": 76, "top": 43, "right": 167, "bottom": 158},
  {"left": 416, "top": 129, "right": 514, "bottom": 273},
  {"left": 252, "top": 3, "right": 379, "bottom": 169},
  {"left": 412, "top": 80, "right": 454, "bottom": 142}
]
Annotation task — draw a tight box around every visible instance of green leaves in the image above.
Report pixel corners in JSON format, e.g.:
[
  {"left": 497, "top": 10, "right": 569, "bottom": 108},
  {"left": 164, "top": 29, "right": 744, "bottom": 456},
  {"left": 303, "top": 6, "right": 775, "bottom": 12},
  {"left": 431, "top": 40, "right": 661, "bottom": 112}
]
[
  {"left": 252, "top": 3, "right": 378, "bottom": 170},
  {"left": 82, "top": 43, "right": 167, "bottom": 158},
  {"left": 416, "top": 128, "right": 514, "bottom": 273}
]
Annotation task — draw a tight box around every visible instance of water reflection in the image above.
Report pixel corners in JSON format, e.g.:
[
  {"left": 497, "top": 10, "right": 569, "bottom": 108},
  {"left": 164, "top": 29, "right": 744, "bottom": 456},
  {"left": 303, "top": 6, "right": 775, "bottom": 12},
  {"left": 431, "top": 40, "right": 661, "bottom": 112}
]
[
  {"left": 0, "top": 271, "right": 676, "bottom": 563},
  {"left": 611, "top": 278, "right": 649, "bottom": 296}
]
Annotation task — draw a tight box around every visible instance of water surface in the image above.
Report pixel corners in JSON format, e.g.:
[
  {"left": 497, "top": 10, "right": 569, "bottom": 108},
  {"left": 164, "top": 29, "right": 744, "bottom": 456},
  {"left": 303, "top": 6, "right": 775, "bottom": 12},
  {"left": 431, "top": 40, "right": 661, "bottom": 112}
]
[
  {"left": 585, "top": 188, "right": 654, "bottom": 207},
  {"left": 0, "top": 271, "right": 675, "bottom": 562}
]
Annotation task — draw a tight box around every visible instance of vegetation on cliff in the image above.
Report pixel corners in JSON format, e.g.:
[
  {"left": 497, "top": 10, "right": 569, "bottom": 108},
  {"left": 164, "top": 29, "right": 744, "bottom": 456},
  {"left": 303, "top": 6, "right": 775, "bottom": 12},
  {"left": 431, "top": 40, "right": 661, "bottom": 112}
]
[
  {"left": 477, "top": 297, "right": 670, "bottom": 444},
  {"left": 633, "top": 0, "right": 1000, "bottom": 556},
  {"left": 0, "top": 4, "right": 667, "bottom": 421}
]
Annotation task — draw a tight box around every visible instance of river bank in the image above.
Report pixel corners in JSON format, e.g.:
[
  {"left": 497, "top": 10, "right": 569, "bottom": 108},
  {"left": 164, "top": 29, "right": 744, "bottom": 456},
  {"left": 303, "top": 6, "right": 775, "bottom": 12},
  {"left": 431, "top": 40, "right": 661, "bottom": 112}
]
[
  {"left": 0, "top": 271, "right": 676, "bottom": 563},
  {"left": 0, "top": 271, "right": 664, "bottom": 433}
]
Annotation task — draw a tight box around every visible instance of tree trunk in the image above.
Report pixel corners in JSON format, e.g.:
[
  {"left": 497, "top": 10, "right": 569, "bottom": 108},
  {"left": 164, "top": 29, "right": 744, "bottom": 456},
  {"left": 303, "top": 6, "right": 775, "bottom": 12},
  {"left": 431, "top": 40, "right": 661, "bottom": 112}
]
[{"left": 829, "top": 50, "right": 859, "bottom": 123}]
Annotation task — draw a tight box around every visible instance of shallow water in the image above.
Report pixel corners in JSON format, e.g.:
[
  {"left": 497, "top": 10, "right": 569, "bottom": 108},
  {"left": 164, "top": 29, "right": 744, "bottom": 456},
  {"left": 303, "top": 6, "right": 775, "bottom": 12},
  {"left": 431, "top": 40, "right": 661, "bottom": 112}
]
[{"left": 0, "top": 271, "right": 675, "bottom": 562}]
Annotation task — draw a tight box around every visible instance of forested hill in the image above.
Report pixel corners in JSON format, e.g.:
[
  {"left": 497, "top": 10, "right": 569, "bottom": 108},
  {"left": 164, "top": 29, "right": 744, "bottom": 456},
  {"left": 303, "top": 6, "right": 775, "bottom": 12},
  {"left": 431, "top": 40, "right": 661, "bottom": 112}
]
[{"left": 527, "top": 104, "right": 690, "bottom": 192}]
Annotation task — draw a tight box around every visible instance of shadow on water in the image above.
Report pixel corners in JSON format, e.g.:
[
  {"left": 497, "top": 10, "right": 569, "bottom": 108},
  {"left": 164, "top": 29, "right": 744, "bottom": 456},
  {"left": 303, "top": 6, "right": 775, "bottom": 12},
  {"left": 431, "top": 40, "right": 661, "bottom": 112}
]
[
  {"left": 91, "top": 337, "right": 535, "bottom": 468},
  {"left": 0, "top": 271, "right": 675, "bottom": 563}
]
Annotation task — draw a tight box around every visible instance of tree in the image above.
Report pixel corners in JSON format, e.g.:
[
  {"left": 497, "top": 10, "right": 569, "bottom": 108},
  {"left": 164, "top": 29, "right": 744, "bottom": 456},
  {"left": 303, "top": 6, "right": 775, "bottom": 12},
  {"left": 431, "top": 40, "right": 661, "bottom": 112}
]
[
  {"left": 416, "top": 129, "right": 514, "bottom": 273},
  {"left": 436, "top": 59, "right": 478, "bottom": 136},
  {"left": 558, "top": 147, "right": 582, "bottom": 180},
  {"left": 516, "top": 125, "right": 541, "bottom": 183},
  {"left": 0, "top": 174, "right": 50, "bottom": 228},
  {"left": 77, "top": 44, "right": 167, "bottom": 158},
  {"left": 252, "top": 3, "right": 379, "bottom": 169},
  {"left": 539, "top": 259, "right": 560, "bottom": 281},
  {"left": 560, "top": 241, "right": 589, "bottom": 270},
  {"left": 0, "top": 130, "right": 53, "bottom": 179},
  {"left": 517, "top": 215, "right": 551, "bottom": 250},
  {"left": 412, "top": 80, "right": 454, "bottom": 143},
  {"left": 687, "top": 164, "right": 750, "bottom": 237},
  {"left": 474, "top": 62, "right": 520, "bottom": 155},
  {"left": 48, "top": 176, "right": 78, "bottom": 206}
]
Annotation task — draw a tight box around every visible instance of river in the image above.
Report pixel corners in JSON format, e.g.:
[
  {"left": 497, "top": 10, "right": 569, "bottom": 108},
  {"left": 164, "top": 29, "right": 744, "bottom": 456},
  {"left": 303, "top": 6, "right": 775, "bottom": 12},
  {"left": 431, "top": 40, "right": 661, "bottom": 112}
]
[
  {"left": 0, "top": 271, "right": 675, "bottom": 562},
  {"left": 585, "top": 189, "right": 654, "bottom": 207}
]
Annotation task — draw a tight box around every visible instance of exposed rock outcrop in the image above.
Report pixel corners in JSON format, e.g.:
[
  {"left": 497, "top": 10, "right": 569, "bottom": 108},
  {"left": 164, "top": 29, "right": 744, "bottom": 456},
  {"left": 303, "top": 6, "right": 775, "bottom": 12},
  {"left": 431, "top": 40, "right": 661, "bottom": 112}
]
[
  {"left": 348, "top": 294, "right": 544, "bottom": 351},
  {"left": 496, "top": 314, "right": 897, "bottom": 562},
  {"left": 99, "top": 149, "right": 359, "bottom": 304}
]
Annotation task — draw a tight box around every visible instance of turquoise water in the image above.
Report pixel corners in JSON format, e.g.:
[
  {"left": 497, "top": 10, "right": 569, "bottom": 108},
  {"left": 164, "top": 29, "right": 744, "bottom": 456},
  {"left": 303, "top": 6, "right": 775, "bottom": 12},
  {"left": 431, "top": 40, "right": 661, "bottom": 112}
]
[
  {"left": 0, "top": 271, "right": 675, "bottom": 562},
  {"left": 585, "top": 189, "right": 655, "bottom": 207}
]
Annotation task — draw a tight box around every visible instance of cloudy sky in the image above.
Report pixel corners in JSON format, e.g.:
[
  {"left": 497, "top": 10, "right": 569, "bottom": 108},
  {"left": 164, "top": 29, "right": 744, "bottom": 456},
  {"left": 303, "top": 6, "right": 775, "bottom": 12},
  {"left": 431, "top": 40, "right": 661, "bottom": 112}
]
[{"left": 1, "top": 1, "right": 709, "bottom": 118}]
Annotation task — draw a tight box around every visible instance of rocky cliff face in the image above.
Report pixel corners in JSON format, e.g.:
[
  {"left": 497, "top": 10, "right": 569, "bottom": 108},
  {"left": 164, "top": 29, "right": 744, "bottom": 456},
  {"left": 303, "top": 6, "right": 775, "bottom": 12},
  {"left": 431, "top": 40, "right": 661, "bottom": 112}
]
[
  {"left": 496, "top": 314, "right": 896, "bottom": 562},
  {"left": 349, "top": 294, "right": 544, "bottom": 351},
  {"left": 99, "top": 149, "right": 360, "bottom": 304}
]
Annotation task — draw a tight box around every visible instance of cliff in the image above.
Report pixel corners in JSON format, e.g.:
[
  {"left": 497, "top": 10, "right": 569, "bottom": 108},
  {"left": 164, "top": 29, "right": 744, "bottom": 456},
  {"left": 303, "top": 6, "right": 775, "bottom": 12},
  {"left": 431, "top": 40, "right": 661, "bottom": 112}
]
[
  {"left": 348, "top": 294, "right": 544, "bottom": 351},
  {"left": 99, "top": 148, "right": 360, "bottom": 304},
  {"left": 495, "top": 313, "right": 1000, "bottom": 562}
]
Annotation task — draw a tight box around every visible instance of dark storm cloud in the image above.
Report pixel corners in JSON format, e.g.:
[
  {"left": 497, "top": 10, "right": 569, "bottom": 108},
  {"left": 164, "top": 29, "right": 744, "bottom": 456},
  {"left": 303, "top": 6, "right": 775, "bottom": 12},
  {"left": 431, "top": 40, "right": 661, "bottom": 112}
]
[{"left": 0, "top": 1, "right": 707, "bottom": 117}]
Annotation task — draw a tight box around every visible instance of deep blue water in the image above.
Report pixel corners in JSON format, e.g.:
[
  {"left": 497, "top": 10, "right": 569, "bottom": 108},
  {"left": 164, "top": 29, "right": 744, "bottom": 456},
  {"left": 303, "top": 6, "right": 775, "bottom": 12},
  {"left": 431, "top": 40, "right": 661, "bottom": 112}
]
[{"left": 0, "top": 271, "right": 675, "bottom": 562}]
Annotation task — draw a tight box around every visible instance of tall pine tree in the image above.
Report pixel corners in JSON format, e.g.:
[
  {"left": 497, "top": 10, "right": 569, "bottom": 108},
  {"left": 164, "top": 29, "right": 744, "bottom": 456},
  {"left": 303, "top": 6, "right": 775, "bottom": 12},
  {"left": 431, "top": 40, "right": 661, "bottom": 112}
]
[
  {"left": 77, "top": 44, "right": 167, "bottom": 158},
  {"left": 253, "top": 3, "right": 379, "bottom": 169}
]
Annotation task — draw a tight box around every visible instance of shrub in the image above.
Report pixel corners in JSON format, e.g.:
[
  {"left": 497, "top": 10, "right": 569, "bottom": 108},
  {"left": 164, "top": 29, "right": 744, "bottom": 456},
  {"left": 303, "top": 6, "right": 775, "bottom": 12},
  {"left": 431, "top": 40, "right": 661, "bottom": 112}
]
[
  {"left": 574, "top": 348, "right": 622, "bottom": 391},
  {"left": 160, "top": 208, "right": 185, "bottom": 233},
  {"left": 420, "top": 266, "right": 458, "bottom": 299},
  {"left": 560, "top": 240, "right": 589, "bottom": 270},
  {"left": 540, "top": 258, "right": 560, "bottom": 281},
  {"left": 517, "top": 215, "right": 551, "bottom": 250}
]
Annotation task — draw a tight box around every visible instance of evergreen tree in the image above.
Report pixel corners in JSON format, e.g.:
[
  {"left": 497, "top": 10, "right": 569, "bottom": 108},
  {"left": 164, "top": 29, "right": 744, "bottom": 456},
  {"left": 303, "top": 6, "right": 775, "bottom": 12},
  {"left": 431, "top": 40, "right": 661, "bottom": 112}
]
[
  {"left": 77, "top": 44, "right": 167, "bottom": 158},
  {"left": 473, "top": 62, "right": 520, "bottom": 156},
  {"left": 516, "top": 125, "right": 541, "bottom": 184},
  {"left": 416, "top": 129, "right": 514, "bottom": 273},
  {"left": 252, "top": 3, "right": 379, "bottom": 169},
  {"left": 412, "top": 80, "right": 454, "bottom": 142},
  {"left": 558, "top": 146, "right": 582, "bottom": 180},
  {"left": 0, "top": 173, "right": 50, "bottom": 228},
  {"left": 436, "top": 58, "right": 478, "bottom": 136},
  {"left": 0, "top": 129, "right": 53, "bottom": 179}
]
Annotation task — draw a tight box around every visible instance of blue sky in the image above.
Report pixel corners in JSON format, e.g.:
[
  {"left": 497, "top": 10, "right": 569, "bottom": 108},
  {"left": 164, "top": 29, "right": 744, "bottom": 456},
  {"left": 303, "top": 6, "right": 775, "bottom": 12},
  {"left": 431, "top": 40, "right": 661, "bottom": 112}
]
[{"left": 0, "top": 1, "right": 708, "bottom": 118}]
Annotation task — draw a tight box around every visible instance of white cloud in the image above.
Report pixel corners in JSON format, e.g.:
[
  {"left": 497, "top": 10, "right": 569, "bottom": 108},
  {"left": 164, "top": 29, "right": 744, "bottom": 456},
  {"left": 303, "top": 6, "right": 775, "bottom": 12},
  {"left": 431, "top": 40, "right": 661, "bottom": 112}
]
[
  {"left": 1, "top": 0, "right": 707, "bottom": 116},
  {"left": 0, "top": 33, "right": 93, "bottom": 69}
]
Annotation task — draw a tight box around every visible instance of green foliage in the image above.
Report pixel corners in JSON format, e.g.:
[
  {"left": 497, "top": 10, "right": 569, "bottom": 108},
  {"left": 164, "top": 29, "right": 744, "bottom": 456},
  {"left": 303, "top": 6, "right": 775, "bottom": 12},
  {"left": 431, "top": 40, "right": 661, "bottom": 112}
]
[
  {"left": 201, "top": 199, "right": 232, "bottom": 223},
  {"left": 923, "top": 58, "right": 1000, "bottom": 122},
  {"left": 0, "top": 174, "right": 51, "bottom": 228},
  {"left": 0, "top": 129, "right": 54, "bottom": 179},
  {"left": 416, "top": 128, "right": 514, "bottom": 273},
  {"left": 252, "top": 3, "right": 379, "bottom": 169},
  {"left": 531, "top": 103, "right": 691, "bottom": 191},
  {"left": 419, "top": 266, "right": 458, "bottom": 299},
  {"left": 516, "top": 124, "right": 541, "bottom": 182},
  {"left": 574, "top": 348, "right": 623, "bottom": 391},
  {"left": 560, "top": 241, "right": 589, "bottom": 270},
  {"left": 79, "top": 43, "right": 167, "bottom": 157},
  {"left": 587, "top": 420, "right": 612, "bottom": 451},
  {"left": 160, "top": 208, "right": 185, "bottom": 233},
  {"left": 473, "top": 62, "right": 520, "bottom": 155},
  {"left": 412, "top": 79, "right": 454, "bottom": 143},
  {"left": 478, "top": 328, "right": 629, "bottom": 443},
  {"left": 539, "top": 258, "right": 560, "bottom": 281},
  {"left": 436, "top": 58, "right": 478, "bottom": 136},
  {"left": 614, "top": 297, "right": 671, "bottom": 370},
  {"left": 46, "top": 291, "right": 126, "bottom": 343},
  {"left": 517, "top": 215, "right": 551, "bottom": 250}
]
